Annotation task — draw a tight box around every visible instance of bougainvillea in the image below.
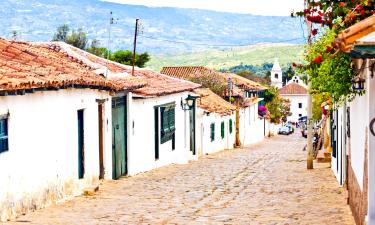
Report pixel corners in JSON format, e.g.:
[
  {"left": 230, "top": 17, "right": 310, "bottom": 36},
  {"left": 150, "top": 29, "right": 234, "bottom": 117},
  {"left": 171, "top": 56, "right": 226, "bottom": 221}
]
[
  {"left": 293, "top": 0, "right": 374, "bottom": 32},
  {"left": 292, "top": 1, "right": 371, "bottom": 106}
]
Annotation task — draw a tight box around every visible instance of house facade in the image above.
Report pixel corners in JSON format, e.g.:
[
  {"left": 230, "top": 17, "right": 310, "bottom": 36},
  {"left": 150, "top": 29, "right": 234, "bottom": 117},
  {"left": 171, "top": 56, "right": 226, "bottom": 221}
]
[
  {"left": 333, "top": 15, "right": 375, "bottom": 225},
  {"left": 161, "top": 66, "right": 267, "bottom": 148},
  {"left": 0, "top": 39, "right": 146, "bottom": 221},
  {"left": 193, "top": 88, "right": 236, "bottom": 156},
  {"left": 279, "top": 82, "right": 308, "bottom": 123},
  {"left": 59, "top": 44, "right": 201, "bottom": 176}
]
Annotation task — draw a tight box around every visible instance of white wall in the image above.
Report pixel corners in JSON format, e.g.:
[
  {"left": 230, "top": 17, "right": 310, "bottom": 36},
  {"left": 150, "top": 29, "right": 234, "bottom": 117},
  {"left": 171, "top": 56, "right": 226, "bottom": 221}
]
[
  {"left": 349, "top": 88, "right": 368, "bottom": 191},
  {"left": 331, "top": 104, "right": 347, "bottom": 186},
  {"left": 0, "top": 89, "right": 111, "bottom": 221},
  {"left": 127, "top": 92, "right": 194, "bottom": 176},
  {"left": 239, "top": 101, "right": 265, "bottom": 146},
  {"left": 195, "top": 109, "right": 235, "bottom": 156},
  {"left": 280, "top": 94, "right": 308, "bottom": 123}
]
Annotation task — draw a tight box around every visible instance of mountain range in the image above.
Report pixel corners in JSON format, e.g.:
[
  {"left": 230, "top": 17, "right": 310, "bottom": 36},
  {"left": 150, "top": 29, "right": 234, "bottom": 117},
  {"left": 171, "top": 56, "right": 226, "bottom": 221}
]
[{"left": 1, "top": 0, "right": 306, "bottom": 54}]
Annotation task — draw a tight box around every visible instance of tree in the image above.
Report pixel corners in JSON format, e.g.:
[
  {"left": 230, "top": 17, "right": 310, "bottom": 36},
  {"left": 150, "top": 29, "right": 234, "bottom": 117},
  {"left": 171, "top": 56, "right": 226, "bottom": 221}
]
[
  {"left": 52, "top": 24, "right": 69, "bottom": 42},
  {"left": 87, "top": 39, "right": 110, "bottom": 58},
  {"left": 52, "top": 25, "right": 88, "bottom": 50},
  {"left": 188, "top": 73, "right": 226, "bottom": 97},
  {"left": 65, "top": 28, "right": 88, "bottom": 50},
  {"left": 263, "top": 87, "right": 291, "bottom": 124},
  {"left": 110, "top": 50, "right": 150, "bottom": 68}
]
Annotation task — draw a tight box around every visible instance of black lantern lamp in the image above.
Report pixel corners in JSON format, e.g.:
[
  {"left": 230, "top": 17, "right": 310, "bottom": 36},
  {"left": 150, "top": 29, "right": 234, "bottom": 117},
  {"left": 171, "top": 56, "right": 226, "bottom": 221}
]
[
  {"left": 351, "top": 76, "right": 366, "bottom": 91},
  {"left": 181, "top": 95, "right": 197, "bottom": 110}
]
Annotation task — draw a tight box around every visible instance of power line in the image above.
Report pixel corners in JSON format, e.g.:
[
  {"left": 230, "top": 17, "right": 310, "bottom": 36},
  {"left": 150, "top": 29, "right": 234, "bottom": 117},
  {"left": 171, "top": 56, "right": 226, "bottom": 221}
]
[{"left": 141, "top": 35, "right": 304, "bottom": 47}]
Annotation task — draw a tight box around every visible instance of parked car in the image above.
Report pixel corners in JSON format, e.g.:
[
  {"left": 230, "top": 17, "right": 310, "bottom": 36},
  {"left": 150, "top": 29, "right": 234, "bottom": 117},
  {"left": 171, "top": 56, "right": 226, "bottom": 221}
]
[
  {"left": 278, "top": 126, "right": 291, "bottom": 135},
  {"left": 285, "top": 124, "right": 294, "bottom": 133}
]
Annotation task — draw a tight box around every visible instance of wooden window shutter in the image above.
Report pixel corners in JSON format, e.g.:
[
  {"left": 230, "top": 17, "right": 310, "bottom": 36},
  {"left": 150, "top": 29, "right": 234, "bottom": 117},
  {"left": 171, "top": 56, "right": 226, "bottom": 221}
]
[
  {"left": 210, "top": 123, "right": 215, "bottom": 142},
  {"left": 221, "top": 121, "right": 225, "bottom": 139},
  {"left": 229, "top": 119, "right": 233, "bottom": 134}
]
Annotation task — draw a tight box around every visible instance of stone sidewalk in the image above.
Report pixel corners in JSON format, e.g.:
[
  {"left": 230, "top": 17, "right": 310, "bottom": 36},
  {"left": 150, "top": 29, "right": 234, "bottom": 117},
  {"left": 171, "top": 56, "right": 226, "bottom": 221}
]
[{"left": 5, "top": 134, "right": 354, "bottom": 225}]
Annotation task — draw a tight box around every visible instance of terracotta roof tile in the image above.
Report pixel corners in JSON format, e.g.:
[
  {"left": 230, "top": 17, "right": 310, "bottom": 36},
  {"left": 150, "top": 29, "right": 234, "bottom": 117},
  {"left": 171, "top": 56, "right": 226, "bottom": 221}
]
[
  {"left": 336, "top": 14, "right": 375, "bottom": 52},
  {"left": 161, "top": 66, "right": 266, "bottom": 91},
  {"left": 279, "top": 82, "right": 308, "bottom": 95},
  {"left": 0, "top": 38, "right": 146, "bottom": 92},
  {"left": 59, "top": 44, "right": 200, "bottom": 97},
  {"left": 194, "top": 88, "right": 235, "bottom": 115}
]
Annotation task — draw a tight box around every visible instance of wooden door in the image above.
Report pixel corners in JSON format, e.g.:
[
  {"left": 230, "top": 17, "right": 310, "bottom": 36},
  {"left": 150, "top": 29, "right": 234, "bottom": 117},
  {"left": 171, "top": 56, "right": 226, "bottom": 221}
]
[
  {"left": 77, "top": 110, "right": 85, "bottom": 179},
  {"left": 98, "top": 103, "right": 105, "bottom": 179},
  {"left": 112, "top": 97, "right": 127, "bottom": 179},
  {"left": 189, "top": 103, "right": 196, "bottom": 155}
]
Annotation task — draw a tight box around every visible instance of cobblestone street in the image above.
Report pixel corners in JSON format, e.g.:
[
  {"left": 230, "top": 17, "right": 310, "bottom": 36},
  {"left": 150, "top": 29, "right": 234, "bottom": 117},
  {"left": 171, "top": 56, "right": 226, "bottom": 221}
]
[{"left": 6, "top": 134, "right": 354, "bottom": 225}]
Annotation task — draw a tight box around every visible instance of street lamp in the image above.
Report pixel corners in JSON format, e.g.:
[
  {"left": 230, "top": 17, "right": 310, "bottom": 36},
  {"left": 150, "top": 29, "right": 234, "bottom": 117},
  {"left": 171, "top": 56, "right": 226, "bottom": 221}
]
[
  {"left": 181, "top": 95, "right": 196, "bottom": 111},
  {"left": 351, "top": 76, "right": 366, "bottom": 90}
]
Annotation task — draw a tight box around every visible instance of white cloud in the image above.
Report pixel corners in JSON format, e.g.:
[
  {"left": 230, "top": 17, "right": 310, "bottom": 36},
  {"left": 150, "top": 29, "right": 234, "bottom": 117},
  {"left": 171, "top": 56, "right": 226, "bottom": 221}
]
[{"left": 101, "top": 0, "right": 304, "bottom": 16}]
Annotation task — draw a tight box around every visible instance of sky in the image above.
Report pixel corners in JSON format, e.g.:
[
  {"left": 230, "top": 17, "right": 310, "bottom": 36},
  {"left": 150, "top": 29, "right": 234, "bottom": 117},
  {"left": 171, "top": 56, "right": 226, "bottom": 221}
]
[{"left": 101, "top": 0, "right": 304, "bottom": 16}]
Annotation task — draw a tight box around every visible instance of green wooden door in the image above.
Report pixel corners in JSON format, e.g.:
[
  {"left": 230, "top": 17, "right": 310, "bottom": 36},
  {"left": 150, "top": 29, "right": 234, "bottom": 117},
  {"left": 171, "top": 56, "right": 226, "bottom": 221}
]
[
  {"left": 189, "top": 103, "right": 196, "bottom": 155},
  {"left": 112, "top": 97, "right": 127, "bottom": 179},
  {"left": 77, "top": 110, "right": 85, "bottom": 179}
]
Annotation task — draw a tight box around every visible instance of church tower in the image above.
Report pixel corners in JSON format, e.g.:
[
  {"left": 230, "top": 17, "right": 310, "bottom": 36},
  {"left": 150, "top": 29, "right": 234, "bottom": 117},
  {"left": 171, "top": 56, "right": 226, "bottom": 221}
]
[{"left": 271, "top": 58, "right": 283, "bottom": 89}]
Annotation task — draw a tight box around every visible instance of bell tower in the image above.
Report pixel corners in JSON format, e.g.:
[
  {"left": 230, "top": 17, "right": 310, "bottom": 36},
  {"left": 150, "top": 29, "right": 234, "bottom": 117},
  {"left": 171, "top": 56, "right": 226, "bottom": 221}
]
[{"left": 271, "top": 58, "right": 283, "bottom": 89}]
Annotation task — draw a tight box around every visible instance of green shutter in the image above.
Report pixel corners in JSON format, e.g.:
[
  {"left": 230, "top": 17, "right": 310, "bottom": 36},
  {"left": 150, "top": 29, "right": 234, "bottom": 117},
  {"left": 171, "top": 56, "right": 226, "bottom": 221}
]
[
  {"left": 210, "top": 123, "right": 215, "bottom": 142},
  {"left": 221, "top": 121, "right": 225, "bottom": 139},
  {"left": 229, "top": 119, "right": 233, "bottom": 134},
  {"left": 160, "top": 104, "right": 176, "bottom": 144}
]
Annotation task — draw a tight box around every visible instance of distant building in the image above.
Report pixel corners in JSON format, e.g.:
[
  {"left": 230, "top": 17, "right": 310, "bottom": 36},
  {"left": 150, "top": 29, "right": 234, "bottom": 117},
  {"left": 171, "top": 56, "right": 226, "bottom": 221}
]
[
  {"left": 270, "top": 58, "right": 283, "bottom": 89},
  {"left": 279, "top": 83, "right": 308, "bottom": 123}
]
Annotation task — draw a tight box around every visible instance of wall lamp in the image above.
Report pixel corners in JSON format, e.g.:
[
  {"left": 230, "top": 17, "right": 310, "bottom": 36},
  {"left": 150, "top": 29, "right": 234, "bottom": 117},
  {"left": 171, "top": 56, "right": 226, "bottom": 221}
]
[{"left": 181, "top": 95, "right": 197, "bottom": 111}]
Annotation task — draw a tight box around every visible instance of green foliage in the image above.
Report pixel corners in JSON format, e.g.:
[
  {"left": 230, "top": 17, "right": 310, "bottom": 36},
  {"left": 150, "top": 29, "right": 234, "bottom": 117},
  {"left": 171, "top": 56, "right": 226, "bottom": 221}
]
[
  {"left": 312, "top": 93, "right": 330, "bottom": 121},
  {"left": 263, "top": 87, "right": 291, "bottom": 124},
  {"left": 304, "top": 28, "right": 361, "bottom": 103},
  {"left": 263, "top": 87, "right": 277, "bottom": 103},
  {"left": 86, "top": 39, "right": 110, "bottom": 58},
  {"left": 188, "top": 74, "right": 226, "bottom": 97},
  {"left": 146, "top": 44, "right": 305, "bottom": 71},
  {"left": 52, "top": 25, "right": 150, "bottom": 68},
  {"left": 110, "top": 50, "right": 150, "bottom": 68},
  {"left": 52, "top": 24, "right": 88, "bottom": 50},
  {"left": 52, "top": 24, "right": 69, "bottom": 42}
]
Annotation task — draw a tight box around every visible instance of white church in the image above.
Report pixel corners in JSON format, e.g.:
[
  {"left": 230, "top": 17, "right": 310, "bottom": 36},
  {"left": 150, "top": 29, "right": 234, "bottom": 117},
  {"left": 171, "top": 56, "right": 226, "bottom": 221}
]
[{"left": 271, "top": 58, "right": 308, "bottom": 123}]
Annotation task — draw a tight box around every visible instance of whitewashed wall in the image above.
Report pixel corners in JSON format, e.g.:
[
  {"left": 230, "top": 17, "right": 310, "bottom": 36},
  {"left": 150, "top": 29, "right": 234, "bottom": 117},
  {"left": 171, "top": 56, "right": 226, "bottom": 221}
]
[
  {"left": 127, "top": 92, "right": 194, "bottom": 176},
  {"left": 239, "top": 101, "right": 265, "bottom": 146},
  {"left": 195, "top": 109, "right": 235, "bottom": 156},
  {"left": 331, "top": 104, "right": 347, "bottom": 186},
  {"left": 349, "top": 87, "right": 368, "bottom": 191},
  {"left": 280, "top": 94, "right": 308, "bottom": 123},
  {"left": 0, "top": 89, "right": 112, "bottom": 221}
]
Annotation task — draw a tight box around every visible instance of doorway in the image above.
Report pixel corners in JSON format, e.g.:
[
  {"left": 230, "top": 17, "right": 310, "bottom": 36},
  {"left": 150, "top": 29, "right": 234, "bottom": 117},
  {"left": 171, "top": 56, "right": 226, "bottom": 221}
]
[
  {"left": 98, "top": 103, "right": 105, "bottom": 179},
  {"left": 111, "top": 97, "right": 127, "bottom": 179},
  {"left": 77, "top": 109, "right": 85, "bottom": 179}
]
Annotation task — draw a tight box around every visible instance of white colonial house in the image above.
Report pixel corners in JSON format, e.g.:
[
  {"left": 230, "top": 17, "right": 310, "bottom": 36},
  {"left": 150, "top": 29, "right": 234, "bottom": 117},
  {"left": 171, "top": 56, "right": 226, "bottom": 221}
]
[
  {"left": 278, "top": 82, "right": 308, "bottom": 123},
  {"left": 161, "top": 66, "right": 267, "bottom": 148},
  {"left": 59, "top": 44, "right": 201, "bottom": 177},
  {"left": 0, "top": 39, "right": 201, "bottom": 221},
  {"left": 0, "top": 38, "right": 146, "bottom": 221},
  {"left": 193, "top": 88, "right": 236, "bottom": 156},
  {"left": 330, "top": 15, "right": 375, "bottom": 225}
]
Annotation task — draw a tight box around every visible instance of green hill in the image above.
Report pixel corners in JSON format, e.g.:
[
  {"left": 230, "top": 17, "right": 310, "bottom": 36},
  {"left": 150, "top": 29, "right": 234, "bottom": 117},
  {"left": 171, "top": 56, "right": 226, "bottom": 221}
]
[{"left": 146, "top": 44, "right": 305, "bottom": 72}]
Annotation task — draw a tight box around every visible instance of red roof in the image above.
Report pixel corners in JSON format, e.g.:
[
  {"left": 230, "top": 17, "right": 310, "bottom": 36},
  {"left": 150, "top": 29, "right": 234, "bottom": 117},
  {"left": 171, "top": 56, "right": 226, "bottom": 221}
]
[
  {"left": 0, "top": 38, "right": 146, "bottom": 93},
  {"left": 194, "top": 88, "right": 235, "bottom": 115},
  {"left": 161, "top": 66, "right": 266, "bottom": 91},
  {"left": 60, "top": 45, "right": 200, "bottom": 97},
  {"left": 279, "top": 82, "right": 308, "bottom": 95}
]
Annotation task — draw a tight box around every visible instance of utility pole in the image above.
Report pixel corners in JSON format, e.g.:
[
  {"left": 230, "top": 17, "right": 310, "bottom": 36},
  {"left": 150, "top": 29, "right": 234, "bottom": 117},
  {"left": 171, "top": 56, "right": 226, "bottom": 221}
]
[
  {"left": 105, "top": 11, "right": 115, "bottom": 77},
  {"left": 132, "top": 18, "right": 140, "bottom": 76},
  {"left": 305, "top": 0, "right": 314, "bottom": 169}
]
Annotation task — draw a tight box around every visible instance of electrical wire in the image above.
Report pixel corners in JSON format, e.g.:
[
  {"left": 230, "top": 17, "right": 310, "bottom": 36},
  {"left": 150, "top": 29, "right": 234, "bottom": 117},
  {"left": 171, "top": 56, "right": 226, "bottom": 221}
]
[{"left": 140, "top": 35, "right": 305, "bottom": 47}]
